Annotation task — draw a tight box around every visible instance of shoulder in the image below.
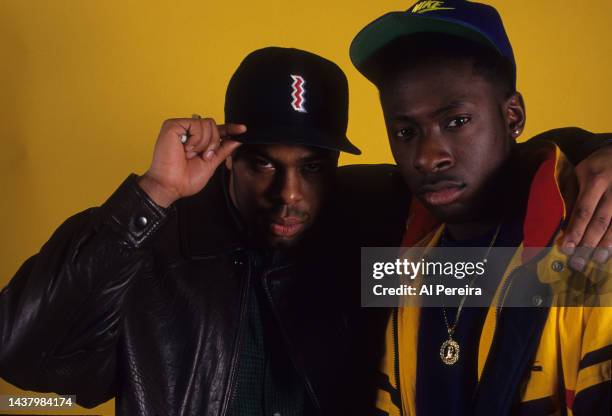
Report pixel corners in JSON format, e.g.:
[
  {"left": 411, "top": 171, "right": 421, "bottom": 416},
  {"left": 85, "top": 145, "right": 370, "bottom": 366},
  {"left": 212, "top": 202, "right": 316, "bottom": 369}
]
[
  {"left": 336, "top": 164, "right": 409, "bottom": 203},
  {"left": 337, "top": 163, "right": 402, "bottom": 182},
  {"left": 333, "top": 164, "right": 411, "bottom": 246}
]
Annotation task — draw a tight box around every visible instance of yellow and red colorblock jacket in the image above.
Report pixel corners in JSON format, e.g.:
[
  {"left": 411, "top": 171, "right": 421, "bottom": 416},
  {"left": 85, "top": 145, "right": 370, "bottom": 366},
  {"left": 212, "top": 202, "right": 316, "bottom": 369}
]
[{"left": 375, "top": 143, "right": 611, "bottom": 416}]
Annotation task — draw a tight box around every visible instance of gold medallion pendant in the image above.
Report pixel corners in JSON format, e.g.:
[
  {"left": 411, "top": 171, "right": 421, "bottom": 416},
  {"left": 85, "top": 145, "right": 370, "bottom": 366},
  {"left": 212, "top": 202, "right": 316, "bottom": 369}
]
[
  {"left": 437, "top": 222, "right": 502, "bottom": 367},
  {"left": 440, "top": 339, "right": 460, "bottom": 365}
]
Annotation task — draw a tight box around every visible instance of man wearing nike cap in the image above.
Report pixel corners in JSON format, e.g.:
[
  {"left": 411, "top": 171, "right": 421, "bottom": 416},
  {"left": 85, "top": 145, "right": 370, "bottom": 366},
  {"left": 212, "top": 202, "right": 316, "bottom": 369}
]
[{"left": 349, "top": 0, "right": 611, "bottom": 415}]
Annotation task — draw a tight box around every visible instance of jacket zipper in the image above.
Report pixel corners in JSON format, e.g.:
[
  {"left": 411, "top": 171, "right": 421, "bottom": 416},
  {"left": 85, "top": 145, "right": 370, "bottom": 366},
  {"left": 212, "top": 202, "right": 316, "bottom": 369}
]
[
  {"left": 495, "top": 268, "right": 518, "bottom": 320},
  {"left": 261, "top": 268, "right": 321, "bottom": 412},
  {"left": 220, "top": 252, "right": 251, "bottom": 416},
  {"left": 392, "top": 307, "right": 404, "bottom": 416},
  {"left": 470, "top": 266, "right": 519, "bottom": 407}
]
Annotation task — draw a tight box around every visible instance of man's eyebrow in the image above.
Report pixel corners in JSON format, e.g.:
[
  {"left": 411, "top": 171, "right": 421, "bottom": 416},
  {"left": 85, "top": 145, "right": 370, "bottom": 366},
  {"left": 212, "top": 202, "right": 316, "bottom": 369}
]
[
  {"left": 390, "top": 99, "right": 472, "bottom": 122},
  {"left": 239, "top": 149, "right": 267, "bottom": 159},
  {"left": 298, "top": 153, "right": 332, "bottom": 163},
  {"left": 390, "top": 113, "right": 416, "bottom": 123},
  {"left": 429, "top": 99, "right": 472, "bottom": 118}
]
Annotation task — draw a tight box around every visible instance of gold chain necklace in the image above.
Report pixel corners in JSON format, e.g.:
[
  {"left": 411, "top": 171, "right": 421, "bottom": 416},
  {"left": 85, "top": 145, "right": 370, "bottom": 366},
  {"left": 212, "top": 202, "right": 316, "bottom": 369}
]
[{"left": 439, "top": 221, "right": 503, "bottom": 366}]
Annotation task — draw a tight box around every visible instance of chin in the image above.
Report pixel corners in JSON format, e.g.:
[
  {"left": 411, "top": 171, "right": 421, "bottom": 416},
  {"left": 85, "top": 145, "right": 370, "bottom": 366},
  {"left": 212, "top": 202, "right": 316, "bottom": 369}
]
[
  {"left": 267, "top": 235, "right": 303, "bottom": 249},
  {"left": 263, "top": 221, "right": 314, "bottom": 249},
  {"left": 426, "top": 203, "right": 472, "bottom": 224}
]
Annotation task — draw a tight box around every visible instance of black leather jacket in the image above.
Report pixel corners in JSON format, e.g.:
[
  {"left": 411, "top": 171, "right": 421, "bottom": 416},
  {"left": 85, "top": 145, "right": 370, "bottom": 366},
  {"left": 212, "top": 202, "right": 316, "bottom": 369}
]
[
  {"left": 0, "top": 128, "right": 609, "bottom": 416},
  {"left": 0, "top": 165, "right": 389, "bottom": 416}
]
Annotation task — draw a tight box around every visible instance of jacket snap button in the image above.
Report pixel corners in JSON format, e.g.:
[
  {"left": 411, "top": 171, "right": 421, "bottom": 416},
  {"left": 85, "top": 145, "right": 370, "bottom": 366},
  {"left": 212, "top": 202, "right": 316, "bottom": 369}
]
[
  {"left": 532, "top": 295, "right": 543, "bottom": 306},
  {"left": 136, "top": 216, "right": 148, "bottom": 228},
  {"left": 551, "top": 260, "right": 564, "bottom": 272}
]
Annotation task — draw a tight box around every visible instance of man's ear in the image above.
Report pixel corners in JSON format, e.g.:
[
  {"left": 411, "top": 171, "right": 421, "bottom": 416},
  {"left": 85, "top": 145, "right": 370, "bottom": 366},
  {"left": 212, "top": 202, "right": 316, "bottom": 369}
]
[
  {"left": 225, "top": 155, "right": 233, "bottom": 170},
  {"left": 505, "top": 91, "right": 526, "bottom": 140}
]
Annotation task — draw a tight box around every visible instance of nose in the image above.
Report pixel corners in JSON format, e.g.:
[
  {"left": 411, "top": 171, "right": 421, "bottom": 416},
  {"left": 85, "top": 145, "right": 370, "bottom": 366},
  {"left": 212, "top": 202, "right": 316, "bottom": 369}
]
[
  {"left": 278, "top": 169, "right": 303, "bottom": 205},
  {"left": 413, "top": 135, "right": 453, "bottom": 174}
]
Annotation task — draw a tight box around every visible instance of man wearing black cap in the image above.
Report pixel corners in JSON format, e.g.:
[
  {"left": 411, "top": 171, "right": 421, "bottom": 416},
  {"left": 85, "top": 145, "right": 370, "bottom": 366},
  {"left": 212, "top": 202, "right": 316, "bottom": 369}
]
[
  {"left": 349, "top": 1, "right": 611, "bottom": 415},
  {"left": 0, "top": 47, "right": 360, "bottom": 416}
]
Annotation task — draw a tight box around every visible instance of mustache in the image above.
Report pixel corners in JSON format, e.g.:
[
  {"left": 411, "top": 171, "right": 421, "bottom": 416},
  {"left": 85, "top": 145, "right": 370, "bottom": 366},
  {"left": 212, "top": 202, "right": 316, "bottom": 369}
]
[
  {"left": 266, "top": 206, "right": 309, "bottom": 221},
  {"left": 416, "top": 174, "right": 465, "bottom": 193}
]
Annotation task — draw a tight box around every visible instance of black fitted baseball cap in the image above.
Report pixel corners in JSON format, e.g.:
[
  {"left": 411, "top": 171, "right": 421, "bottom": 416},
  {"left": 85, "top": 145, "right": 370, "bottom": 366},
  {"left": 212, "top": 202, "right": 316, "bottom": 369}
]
[
  {"left": 350, "top": 0, "right": 516, "bottom": 88},
  {"left": 224, "top": 47, "right": 361, "bottom": 155}
]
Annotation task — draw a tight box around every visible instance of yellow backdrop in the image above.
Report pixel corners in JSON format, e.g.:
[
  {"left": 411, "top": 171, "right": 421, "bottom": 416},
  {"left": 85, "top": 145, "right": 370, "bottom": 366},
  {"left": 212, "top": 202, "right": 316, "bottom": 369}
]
[{"left": 1, "top": 0, "right": 611, "bottom": 414}]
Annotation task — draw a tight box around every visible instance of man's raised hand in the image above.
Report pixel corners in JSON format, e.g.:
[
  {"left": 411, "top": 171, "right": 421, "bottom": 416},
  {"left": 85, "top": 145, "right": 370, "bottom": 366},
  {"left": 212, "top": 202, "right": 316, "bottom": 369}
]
[{"left": 139, "top": 118, "right": 245, "bottom": 207}]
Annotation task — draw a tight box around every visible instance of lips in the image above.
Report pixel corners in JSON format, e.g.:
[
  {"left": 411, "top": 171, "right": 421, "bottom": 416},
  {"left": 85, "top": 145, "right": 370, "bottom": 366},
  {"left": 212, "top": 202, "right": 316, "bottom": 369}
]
[
  {"left": 270, "top": 217, "right": 305, "bottom": 238},
  {"left": 418, "top": 182, "right": 466, "bottom": 206}
]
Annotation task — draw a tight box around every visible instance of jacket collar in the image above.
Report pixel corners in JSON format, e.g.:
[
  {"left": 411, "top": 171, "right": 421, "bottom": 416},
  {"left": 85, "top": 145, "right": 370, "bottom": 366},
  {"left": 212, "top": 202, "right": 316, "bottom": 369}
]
[
  {"left": 177, "top": 167, "right": 246, "bottom": 259},
  {"left": 401, "top": 142, "right": 571, "bottom": 263}
]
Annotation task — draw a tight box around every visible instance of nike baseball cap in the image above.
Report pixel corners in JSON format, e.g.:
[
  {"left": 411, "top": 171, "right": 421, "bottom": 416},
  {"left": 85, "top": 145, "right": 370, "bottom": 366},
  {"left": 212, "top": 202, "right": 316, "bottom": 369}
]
[
  {"left": 225, "top": 47, "right": 361, "bottom": 155},
  {"left": 350, "top": 0, "right": 516, "bottom": 88}
]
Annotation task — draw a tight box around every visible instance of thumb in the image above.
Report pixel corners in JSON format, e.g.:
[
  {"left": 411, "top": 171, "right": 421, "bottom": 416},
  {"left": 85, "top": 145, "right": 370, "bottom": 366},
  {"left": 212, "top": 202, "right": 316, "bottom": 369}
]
[
  {"left": 209, "top": 139, "right": 242, "bottom": 166},
  {"left": 218, "top": 123, "right": 247, "bottom": 137}
]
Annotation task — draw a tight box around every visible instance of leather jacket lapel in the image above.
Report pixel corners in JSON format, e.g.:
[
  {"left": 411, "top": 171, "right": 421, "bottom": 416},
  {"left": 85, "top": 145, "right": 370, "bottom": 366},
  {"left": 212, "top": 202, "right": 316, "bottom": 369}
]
[{"left": 177, "top": 167, "right": 245, "bottom": 259}]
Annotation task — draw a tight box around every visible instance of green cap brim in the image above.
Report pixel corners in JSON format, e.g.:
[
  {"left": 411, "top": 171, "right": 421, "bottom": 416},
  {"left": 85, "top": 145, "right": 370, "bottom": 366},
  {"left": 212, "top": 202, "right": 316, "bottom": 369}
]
[{"left": 350, "top": 12, "right": 501, "bottom": 73}]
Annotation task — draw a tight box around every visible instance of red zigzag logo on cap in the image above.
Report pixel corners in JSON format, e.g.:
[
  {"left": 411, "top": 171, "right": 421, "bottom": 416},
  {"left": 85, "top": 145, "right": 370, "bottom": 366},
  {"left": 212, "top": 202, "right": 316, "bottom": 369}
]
[{"left": 290, "top": 75, "right": 307, "bottom": 113}]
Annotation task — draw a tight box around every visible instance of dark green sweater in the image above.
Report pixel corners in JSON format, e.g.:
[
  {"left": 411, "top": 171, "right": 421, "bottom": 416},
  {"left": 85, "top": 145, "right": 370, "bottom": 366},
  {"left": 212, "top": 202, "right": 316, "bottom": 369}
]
[{"left": 229, "top": 255, "right": 307, "bottom": 416}]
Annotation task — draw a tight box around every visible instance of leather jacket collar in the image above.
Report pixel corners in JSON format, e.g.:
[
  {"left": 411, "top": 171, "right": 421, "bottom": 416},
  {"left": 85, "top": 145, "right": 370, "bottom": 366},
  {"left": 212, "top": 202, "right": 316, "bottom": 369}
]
[{"left": 178, "top": 167, "right": 245, "bottom": 259}]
